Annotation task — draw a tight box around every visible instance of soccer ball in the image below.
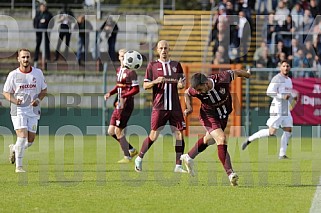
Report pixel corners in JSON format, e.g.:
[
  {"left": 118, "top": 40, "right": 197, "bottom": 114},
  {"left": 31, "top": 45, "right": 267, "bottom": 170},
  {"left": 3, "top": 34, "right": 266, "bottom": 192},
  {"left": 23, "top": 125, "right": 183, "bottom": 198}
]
[{"left": 123, "top": 50, "right": 143, "bottom": 70}]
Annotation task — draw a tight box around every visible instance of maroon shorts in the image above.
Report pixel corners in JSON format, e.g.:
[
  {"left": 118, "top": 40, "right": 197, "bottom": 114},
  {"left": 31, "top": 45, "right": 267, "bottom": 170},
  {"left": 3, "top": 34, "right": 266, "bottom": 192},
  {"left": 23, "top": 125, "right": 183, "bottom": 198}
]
[
  {"left": 109, "top": 108, "right": 133, "bottom": 129},
  {"left": 199, "top": 110, "right": 228, "bottom": 133},
  {"left": 151, "top": 110, "right": 186, "bottom": 131}
]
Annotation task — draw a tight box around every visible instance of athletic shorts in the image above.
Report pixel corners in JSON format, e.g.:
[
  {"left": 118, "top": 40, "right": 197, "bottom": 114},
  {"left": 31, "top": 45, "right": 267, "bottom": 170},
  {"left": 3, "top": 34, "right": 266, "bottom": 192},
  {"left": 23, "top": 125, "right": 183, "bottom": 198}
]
[
  {"left": 11, "top": 115, "right": 38, "bottom": 133},
  {"left": 200, "top": 110, "right": 228, "bottom": 133},
  {"left": 109, "top": 108, "right": 133, "bottom": 129},
  {"left": 266, "top": 115, "right": 293, "bottom": 129},
  {"left": 150, "top": 110, "right": 186, "bottom": 131}
]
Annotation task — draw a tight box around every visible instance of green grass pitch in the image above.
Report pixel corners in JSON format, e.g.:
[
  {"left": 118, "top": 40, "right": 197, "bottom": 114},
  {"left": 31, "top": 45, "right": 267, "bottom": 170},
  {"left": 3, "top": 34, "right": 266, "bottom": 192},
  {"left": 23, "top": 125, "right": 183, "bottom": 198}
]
[{"left": 0, "top": 134, "right": 320, "bottom": 212}]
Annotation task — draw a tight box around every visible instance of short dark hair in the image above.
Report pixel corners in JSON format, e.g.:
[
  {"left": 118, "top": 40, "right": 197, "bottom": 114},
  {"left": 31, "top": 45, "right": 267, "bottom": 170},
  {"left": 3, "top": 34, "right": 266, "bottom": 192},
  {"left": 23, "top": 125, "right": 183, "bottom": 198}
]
[
  {"left": 280, "top": 60, "right": 289, "bottom": 65},
  {"left": 190, "top": 73, "right": 208, "bottom": 89}
]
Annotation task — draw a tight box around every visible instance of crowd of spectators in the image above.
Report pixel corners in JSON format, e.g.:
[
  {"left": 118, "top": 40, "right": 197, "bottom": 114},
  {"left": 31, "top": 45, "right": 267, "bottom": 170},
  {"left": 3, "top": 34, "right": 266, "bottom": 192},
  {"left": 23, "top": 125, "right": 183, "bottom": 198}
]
[{"left": 209, "top": 0, "right": 321, "bottom": 78}]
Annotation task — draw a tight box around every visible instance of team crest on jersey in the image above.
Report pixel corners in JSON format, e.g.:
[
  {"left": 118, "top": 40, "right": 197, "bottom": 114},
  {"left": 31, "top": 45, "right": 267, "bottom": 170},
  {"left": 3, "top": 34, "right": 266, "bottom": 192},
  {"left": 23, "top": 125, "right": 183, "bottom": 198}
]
[
  {"left": 219, "top": 87, "right": 225, "bottom": 94},
  {"left": 122, "top": 73, "right": 127, "bottom": 78},
  {"left": 172, "top": 67, "right": 177, "bottom": 73},
  {"left": 32, "top": 77, "right": 36, "bottom": 82}
]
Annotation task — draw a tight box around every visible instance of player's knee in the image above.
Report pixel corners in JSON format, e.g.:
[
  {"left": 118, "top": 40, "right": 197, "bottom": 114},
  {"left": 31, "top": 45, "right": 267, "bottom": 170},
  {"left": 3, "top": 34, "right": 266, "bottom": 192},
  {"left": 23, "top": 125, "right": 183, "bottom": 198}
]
[
  {"left": 206, "top": 138, "right": 216, "bottom": 145},
  {"left": 215, "top": 135, "right": 226, "bottom": 145}
]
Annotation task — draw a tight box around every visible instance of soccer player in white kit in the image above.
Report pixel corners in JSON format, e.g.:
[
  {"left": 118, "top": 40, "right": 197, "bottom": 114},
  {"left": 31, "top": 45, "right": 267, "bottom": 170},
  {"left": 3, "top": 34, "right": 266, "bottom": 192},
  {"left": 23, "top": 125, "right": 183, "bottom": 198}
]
[
  {"left": 242, "top": 60, "right": 298, "bottom": 159},
  {"left": 2, "top": 49, "right": 47, "bottom": 172}
]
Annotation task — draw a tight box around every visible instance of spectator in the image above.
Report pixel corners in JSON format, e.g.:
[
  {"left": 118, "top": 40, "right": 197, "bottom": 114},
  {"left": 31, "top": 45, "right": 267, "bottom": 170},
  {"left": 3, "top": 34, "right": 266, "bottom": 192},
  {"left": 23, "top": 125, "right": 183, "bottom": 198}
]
[
  {"left": 274, "top": 1, "right": 290, "bottom": 27},
  {"left": 236, "top": 10, "right": 250, "bottom": 63},
  {"left": 54, "top": 4, "right": 74, "bottom": 61},
  {"left": 75, "top": 15, "right": 93, "bottom": 66},
  {"left": 257, "top": 0, "right": 268, "bottom": 15},
  {"left": 290, "top": 3, "right": 303, "bottom": 28},
  {"left": 100, "top": 16, "right": 119, "bottom": 61},
  {"left": 33, "top": 2, "right": 53, "bottom": 65},
  {"left": 310, "top": 0, "right": 320, "bottom": 19},
  {"left": 276, "top": 15, "right": 296, "bottom": 49},
  {"left": 265, "top": 12, "right": 276, "bottom": 46}
]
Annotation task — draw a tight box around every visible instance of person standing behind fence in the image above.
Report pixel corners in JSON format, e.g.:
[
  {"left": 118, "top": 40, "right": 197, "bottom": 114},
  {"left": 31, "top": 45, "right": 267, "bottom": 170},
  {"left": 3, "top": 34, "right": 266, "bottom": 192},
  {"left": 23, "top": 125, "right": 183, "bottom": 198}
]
[
  {"left": 54, "top": 4, "right": 74, "bottom": 61},
  {"left": 3, "top": 49, "right": 47, "bottom": 173},
  {"left": 75, "top": 15, "right": 93, "bottom": 66},
  {"left": 100, "top": 16, "right": 118, "bottom": 61},
  {"left": 33, "top": 2, "right": 53, "bottom": 66}
]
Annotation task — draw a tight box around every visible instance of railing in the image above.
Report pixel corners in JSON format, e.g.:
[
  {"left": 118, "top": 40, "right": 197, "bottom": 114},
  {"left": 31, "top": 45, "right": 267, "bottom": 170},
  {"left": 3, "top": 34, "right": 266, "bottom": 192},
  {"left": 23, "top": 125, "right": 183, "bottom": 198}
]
[{"left": 0, "top": 26, "right": 158, "bottom": 71}]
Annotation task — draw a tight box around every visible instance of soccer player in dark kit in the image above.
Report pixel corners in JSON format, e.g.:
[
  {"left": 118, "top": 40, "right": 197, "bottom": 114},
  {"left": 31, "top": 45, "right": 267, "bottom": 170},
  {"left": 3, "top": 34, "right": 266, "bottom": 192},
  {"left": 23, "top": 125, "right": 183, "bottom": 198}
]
[
  {"left": 181, "top": 69, "right": 251, "bottom": 186},
  {"left": 134, "top": 40, "right": 187, "bottom": 173}
]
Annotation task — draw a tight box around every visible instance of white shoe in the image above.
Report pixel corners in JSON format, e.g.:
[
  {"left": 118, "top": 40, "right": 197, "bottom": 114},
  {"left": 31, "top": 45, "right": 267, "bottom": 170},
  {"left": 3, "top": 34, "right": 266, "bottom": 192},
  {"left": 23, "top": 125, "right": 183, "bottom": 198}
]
[
  {"left": 15, "top": 167, "right": 26, "bottom": 173},
  {"left": 229, "top": 172, "right": 239, "bottom": 186},
  {"left": 180, "top": 154, "right": 195, "bottom": 177},
  {"left": 9, "top": 144, "right": 15, "bottom": 164},
  {"left": 134, "top": 157, "right": 142, "bottom": 172},
  {"left": 174, "top": 165, "right": 188, "bottom": 173}
]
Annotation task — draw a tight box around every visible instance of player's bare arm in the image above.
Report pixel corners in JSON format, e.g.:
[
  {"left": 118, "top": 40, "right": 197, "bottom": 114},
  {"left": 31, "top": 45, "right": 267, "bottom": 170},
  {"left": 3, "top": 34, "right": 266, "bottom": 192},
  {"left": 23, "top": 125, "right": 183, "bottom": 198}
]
[
  {"left": 184, "top": 89, "right": 193, "bottom": 116},
  {"left": 233, "top": 69, "right": 251, "bottom": 78},
  {"left": 143, "top": 76, "right": 165, "bottom": 90},
  {"left": 2, "top": 92, "right": 22, "bottom": 105},
  {"left": 31, "top": 88, "right": 47, "bottom": 107}
]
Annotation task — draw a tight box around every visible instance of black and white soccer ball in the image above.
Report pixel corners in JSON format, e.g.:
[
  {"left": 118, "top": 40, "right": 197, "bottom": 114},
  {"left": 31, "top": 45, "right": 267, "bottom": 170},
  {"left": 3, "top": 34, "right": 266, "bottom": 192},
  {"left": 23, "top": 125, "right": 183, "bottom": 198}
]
[{"left": 123, "top": 50, "right": 143, "bottom": 70}]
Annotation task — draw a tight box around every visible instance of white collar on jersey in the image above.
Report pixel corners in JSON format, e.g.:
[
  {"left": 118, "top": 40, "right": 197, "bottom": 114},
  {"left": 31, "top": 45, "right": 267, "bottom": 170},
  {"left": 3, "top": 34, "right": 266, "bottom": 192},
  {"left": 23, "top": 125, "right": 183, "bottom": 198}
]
[{"left": 157, "top": 59, "right": 171, "bottom": 64}]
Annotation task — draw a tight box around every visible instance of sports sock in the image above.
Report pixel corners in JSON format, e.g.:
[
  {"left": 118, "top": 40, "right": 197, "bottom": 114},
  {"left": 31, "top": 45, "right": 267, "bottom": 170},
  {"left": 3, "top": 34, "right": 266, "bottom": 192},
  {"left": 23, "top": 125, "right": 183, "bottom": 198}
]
[
  {"left": 248, "top": 129, "right": 270, "bottom": 142},
  {"left": 139, "top": 137, "right": 154, "bottom": 158},
  {"left": 217, "top": 144, "right": 233, "bottom": 176},
  {"left": 24, "top": 142, "right": 33, "bottom": 149},
  {"left": 279, "top": 131, "right": 291, "bottom": 156},
  {"left": 119, "top": 136, "right": 130, "bottom": 157},
  {"left": 111, "top": 134, "right": 119, "bottom": 141},
  {"left": 112, "top": 134, "right": 133, "bottom": 151},
  {"left": 15, "top": 137, "right": 26, "bottom": 168},
  {"left": 188, "top": 137, "right": 208, "bottom": 159},
  {"left": 175, "top": 139, "right": 185, "bottom": 165}
]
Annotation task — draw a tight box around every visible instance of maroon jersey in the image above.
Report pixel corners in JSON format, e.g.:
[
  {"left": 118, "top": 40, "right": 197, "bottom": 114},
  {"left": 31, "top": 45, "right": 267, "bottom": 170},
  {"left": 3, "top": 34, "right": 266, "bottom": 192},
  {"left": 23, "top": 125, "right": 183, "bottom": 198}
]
[
  {"left": 115, "top": 67, "right": 139, "bottom": 109},
  {"left": 144, "top": 60, "right": 185, "bottom": 111},
  {"left": 188, "top": 70, "right": 235, "bottom": 119}
]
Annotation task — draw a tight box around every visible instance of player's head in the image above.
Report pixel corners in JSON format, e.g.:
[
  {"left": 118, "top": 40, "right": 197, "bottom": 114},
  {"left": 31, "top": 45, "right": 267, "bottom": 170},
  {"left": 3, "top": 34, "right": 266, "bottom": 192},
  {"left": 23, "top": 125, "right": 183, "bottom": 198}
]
[
  {"left": 279, "top": 60, "right": 291, "bottom": 76},
  {"left": 118, "top": 48, "right": 127, "bottom": 67},
  {"left": 17, "top": 49, "right": 31, "bottom": 69},
  {"left": 157, "top": 40, "right": 170, "bottom": 62},
  {"left": 191, "top": 73, "right": 210, "bottom": 94}
]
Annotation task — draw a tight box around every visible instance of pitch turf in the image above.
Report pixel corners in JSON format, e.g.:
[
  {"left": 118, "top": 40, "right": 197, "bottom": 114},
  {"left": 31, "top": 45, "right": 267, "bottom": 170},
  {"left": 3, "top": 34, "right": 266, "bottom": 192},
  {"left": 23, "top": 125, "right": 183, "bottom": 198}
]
[{"left": 0, "top": 135, "right": 320, "bottom": 212}]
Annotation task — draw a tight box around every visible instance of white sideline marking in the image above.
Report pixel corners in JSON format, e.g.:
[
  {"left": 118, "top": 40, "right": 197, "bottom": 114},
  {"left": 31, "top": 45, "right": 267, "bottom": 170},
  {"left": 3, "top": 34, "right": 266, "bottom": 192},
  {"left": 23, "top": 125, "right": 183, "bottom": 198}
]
[{"left": 310, "top": 176, "right": 321, "bottom": 213}]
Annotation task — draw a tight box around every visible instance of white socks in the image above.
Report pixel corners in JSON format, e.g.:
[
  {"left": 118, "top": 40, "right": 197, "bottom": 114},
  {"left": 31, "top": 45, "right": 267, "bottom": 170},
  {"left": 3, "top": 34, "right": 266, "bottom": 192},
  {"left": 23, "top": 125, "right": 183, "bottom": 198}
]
[
  {"left": 25, "top": 142, "right": 33, "bottom": 149},
  {"left": 15, "top": 137, "right": 27, "bottom": 168},
  {"left": 248, "top": 129, "right": 270, "bottom": 142},
  {"left": 279, "top": 131, "right": 291, "bottom": 157}
]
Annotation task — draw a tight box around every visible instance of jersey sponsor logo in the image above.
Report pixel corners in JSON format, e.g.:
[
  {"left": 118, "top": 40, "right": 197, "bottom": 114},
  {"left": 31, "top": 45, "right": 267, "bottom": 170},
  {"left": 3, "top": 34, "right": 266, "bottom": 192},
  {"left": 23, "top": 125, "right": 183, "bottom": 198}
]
[
  {"left": 19, "top": 84, "right": 36, "bottom": 89},
  {"left": 219, "top": 87, "right": 225, "bottom": 94}
]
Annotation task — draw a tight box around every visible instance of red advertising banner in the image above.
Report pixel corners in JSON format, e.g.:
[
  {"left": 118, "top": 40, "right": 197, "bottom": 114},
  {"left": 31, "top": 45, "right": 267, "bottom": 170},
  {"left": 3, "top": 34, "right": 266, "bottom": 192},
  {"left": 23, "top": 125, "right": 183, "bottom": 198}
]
[{"left": 292, "top": 78, "right": 321, "bottom": 125}]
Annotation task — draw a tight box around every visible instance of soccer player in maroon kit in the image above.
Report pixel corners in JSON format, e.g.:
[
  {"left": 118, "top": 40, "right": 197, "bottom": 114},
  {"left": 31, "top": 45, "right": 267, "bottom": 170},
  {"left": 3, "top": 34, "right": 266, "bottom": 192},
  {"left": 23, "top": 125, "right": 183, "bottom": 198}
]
[
  {"left": 181, "top": 69, "right": 251, "bottom": 186},
  {"left": 134, "top": 40, "right": 187, "bottom": 173},
  {"left": 104, "top": 49, "right": 139, "bottom": 163}
]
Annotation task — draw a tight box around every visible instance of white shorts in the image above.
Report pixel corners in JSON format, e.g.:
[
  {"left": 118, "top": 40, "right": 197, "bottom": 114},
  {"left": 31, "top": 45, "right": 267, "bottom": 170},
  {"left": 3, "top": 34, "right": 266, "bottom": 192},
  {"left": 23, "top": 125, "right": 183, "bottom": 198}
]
[
  {"left": 11, "top": 116, "right": 38, "bottom": 133},
  {"left": 266, "top": 115, "right": 293, "bottom": 129}
]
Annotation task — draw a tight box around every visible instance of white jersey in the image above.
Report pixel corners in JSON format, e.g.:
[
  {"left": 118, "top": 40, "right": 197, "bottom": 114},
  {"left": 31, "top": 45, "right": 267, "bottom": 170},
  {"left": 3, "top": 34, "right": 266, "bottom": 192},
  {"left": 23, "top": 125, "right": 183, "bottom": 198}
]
[
  {"left": 266, "top": 73, "right": 293, "bottom": 116},
  {"left": 3, "top": 66, "right": 47, "bottom": 118}
]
